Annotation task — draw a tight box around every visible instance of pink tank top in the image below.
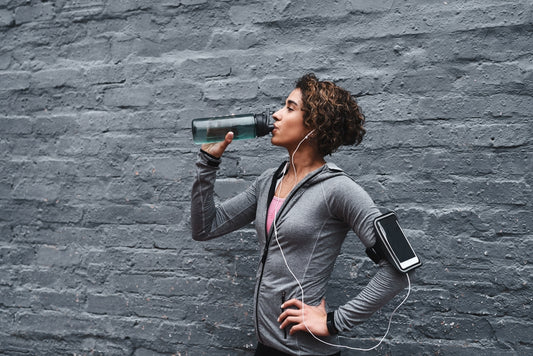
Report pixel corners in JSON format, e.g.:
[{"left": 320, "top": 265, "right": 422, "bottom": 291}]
[{"left": 266, "top": 196, "right": 285, "bottom": 233}]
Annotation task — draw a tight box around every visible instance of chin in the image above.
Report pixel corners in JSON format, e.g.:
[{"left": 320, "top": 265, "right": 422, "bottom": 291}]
[{"left": 270, "top": 136, "right": 279, "bottom": 146}]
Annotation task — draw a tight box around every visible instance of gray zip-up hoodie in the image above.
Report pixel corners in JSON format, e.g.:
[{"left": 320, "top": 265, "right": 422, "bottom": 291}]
[{"left": 191, "top": 151, "right": 408, "bottom": 355}]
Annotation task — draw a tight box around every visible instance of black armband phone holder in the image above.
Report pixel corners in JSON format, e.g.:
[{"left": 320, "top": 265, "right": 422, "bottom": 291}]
[{"left": 366, "top": 209, "right": 422, "bottom": 273}]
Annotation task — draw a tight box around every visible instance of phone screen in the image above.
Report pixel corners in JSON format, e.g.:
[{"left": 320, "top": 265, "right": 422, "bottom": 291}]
[{"left": 377, "top": 214, "right": 417, "bottom": 262}]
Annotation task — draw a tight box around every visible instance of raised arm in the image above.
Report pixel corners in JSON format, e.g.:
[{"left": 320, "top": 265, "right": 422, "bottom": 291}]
[{"left": 191, "top": 132, "right": 258, "bottom": 241}]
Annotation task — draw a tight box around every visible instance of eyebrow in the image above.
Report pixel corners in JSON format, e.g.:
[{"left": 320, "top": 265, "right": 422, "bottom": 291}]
[{"left": 287, "top": 99, "right": 299, "bottom": 107}]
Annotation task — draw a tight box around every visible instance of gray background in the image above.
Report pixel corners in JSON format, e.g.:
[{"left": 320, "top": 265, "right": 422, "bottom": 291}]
[{"left": 0, "top": 0, "right": 532, "bottom": 355}]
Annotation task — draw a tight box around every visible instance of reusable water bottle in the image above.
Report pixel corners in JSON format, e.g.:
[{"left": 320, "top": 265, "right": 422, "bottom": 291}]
[{"left": 192, "top": 110, "right": 273, "bottom": 144}]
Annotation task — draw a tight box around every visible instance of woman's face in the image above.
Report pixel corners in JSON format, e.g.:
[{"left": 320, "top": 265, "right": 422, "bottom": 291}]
[{"left": 271, "top": 89, "right": 312, "bottom": 149}]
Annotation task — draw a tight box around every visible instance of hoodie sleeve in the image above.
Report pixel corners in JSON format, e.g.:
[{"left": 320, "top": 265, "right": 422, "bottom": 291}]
[
  {"left": 328, "top": 177, "right": 411, "bottom": 332},
  {"left": 190, "top": 150, "right": 258, "bottom": 241}
]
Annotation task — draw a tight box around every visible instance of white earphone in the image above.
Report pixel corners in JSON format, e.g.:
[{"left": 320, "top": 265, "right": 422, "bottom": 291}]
[{"left": 272, "top": 126, "right": 412, "bottom": 352}]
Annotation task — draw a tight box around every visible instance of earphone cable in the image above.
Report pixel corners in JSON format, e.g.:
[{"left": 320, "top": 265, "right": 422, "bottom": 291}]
[{"left": 271, "top": 133, "right": 412, "bottom": 351}]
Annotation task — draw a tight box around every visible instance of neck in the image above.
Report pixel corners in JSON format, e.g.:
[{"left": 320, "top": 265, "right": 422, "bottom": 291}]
[
  {"left": 286, "top": 145, "right": 325, "bottom": 180},
  {"left": 275, "top": 145, "right": 324, "bottom": 198}
]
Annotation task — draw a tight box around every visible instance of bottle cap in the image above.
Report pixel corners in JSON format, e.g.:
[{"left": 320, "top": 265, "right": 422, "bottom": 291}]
[{"left": 255, "top": 109, "right": 274, "bottom": 137}]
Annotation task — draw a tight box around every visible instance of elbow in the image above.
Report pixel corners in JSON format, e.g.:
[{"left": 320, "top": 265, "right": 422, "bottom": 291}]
[
  {"left": 191, "top": 225, "right": 216, "bottom": 241},
  {"left": 190, "top": 213, "right": 211, "bottom": 241},
  {"left": 191, "top": 229, "right": 209, "bottom": 241}
]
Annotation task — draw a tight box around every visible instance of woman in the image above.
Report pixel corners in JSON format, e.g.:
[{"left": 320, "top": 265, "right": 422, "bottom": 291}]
[{"left": 191, "top": 74, "right": 408, "bottom": 355}]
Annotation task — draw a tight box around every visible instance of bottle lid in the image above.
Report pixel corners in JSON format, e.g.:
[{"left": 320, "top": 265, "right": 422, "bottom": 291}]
[{"left": 255, "top": 109, "right": 274, "bottom": 137}]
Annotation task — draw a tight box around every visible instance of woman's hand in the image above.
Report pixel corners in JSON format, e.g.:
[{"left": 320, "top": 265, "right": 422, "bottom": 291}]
[
  {"left": 201, "top": 131, "right": 234, "bottom": 158},
  {"left": 278, "top": 298, "right": 330, "bottom": 336}
]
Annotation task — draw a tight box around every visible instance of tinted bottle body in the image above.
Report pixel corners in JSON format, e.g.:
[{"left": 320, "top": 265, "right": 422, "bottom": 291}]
[{"left": 192, "top": 111, "right": 273, "bottom": 144}]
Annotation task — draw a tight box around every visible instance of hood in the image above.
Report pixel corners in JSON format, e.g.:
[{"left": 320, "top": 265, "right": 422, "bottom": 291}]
[{"left": 273, "top": 160, "right": 347, "bottom": 190}]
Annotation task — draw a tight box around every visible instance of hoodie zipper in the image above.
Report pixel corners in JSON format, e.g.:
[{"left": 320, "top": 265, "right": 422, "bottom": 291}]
[{"left": 254, "top": 163, "right": 325, "bottom": 344}]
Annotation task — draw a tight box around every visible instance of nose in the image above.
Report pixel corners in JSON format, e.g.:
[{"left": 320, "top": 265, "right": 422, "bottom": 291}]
[{"left": 272, "top": 108, "right": 281, "bottom": 121}]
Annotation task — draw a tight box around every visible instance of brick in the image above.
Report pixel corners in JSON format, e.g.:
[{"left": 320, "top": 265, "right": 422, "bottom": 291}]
[
  {"left": 364, "top": 122, "right": 530, "bottom": 149},
  {"left": 14, "top": 3, "right": 54, "bottom": 24},
  {"left": 84, "top": 204, "right": 135, "bottom": 225},
  {"left": 0, "top": 116, "right": 32, "bottom": 134},
  {"left": 481, "top": 209, "right": 532, "bottom": 235},
  {"left": 258, "top": 76, "right": 296, "bottom": 99},
  {"left": 33, "top": 290, "right": 85, "bottom": 311},
  {"left": 12, "top": 225, "right": 104, "bottom": 247},
  {"left": 133, "top": 348, "right": 168, "bottom": 356},
  {"left": 203, "top": 79, "right": 259, "bottom": 101},
  {"left": 0, "top": 222, "right": 13, "bottom": 242},
  {"left": 181, "top": 0, "right": 208, "bottom": 5},
  {"left": 180, "top": 57, "right": 232, "bottom": 79},
  {"left": 436, "top": 25, "right": 531, "bottom": 63},
  {"left": 133, "top": 204, "right": 181, "bottom": 225},
  {"left": 36, "top": 245, "right": 83, "bottom": 267},
  {"left": 103, "top": 86, "right": 153, "bottom": 107},
  {"left": 0, "top": 286, "right": 32, "bottom": 308},
  {"left": 391, "top": 341, "right": 519, "bottom": 356},
  {"left": 76, "top": 110, "right": 119, "bottom": 133},
  {"left": 0, "top": 71, "right": 30, "bottom": 90},
  {"left": 0, "top": 245, "right": 34, "bottom": 265},
  {"left": 58, "top": 0, "right": 105, "bottom": 20},
  {"left": 453, "top": 62, "right": 530, "bottom": 96},
  {"left": 0, "top": 9, "right": 14, "bottom": 27},
  {"left": 87, "top": 293, "right": 128, "bottom": 315},
  {"left": 208, "top": 28, "right": 259, "bottom": 50},
  {"left": 6, "top": 267, "right": 59, "bottom": 289},
  {"left": 33, "top": 113, "right": 78, "bottom": 136},
  {"left": 61, "top": 38, "right": 110, "bottom": 62},
  {"left": 7, "top": 157, "right": 81, "bottom": 179},
  {"left": 104, "top": 0, "right": 150, "bottom": 15},
  {"left": 229, "top": 1, "right": 354, "bottom": 26},
  {"left": 157, "top": 26, "right": 211, "bottom": 52},
  {"left": 13, "top": 310, "right": 128, "bottom": 339},
  {"left": 214, "top": 178, "right": 251, "bottom": 201},
  {"left": 128, "top": 295, "right": 186, "bottom": 320},
  {"left": 95, "top": 224, "right": 187, "bottom": 249},
  {"left": 109, "top": 273, "right": 210, "bottom": 297},
  {"left": 85, "top": 64, "right": 126, "bottom": 85},
  {"left": 419, "top": 315, "right": 495, "bottom": 341},
  {"left": 130, "top": 250, "right": 176, "bottom": 271},
  {"left": 0, "top": 52, "right": 11, "bottom": 70},
  {"left": 101, "top": 179, "right": 146, "bottom": 202},
  {"left": 31, "top": 67, "right": 83, "bottom": 89},
  {"left": 131, "top": 156, "right": 183, "bottom": 180},
  {"left": 11, "top": 179, "right": 61, "bottom": 201},
  {"left": 39, "top": 204, "right": 84, "bottom": 223},
  {"left": 492, "top": 317, "right": 533, "bottom": 346}
]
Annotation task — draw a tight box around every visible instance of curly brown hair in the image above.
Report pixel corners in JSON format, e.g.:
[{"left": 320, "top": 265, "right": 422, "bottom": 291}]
[{"left": 295, "top": 73, "right": 366, "bottom": 156}]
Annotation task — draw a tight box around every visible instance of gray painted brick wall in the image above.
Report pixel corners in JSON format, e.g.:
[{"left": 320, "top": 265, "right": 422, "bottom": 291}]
[{"left": 0, "top": 0, "right": 531, "bottom": 355}]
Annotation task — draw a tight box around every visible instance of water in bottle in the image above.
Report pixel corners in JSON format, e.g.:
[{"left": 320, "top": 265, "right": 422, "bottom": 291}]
[{"left": 192, "top": 110, "right": 273, "bottom": 144}]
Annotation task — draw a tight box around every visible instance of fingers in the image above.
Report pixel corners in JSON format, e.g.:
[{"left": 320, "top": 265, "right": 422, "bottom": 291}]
[
  {"left": 281, "top": 298, "right": 303, "bottom": 310},
  {"left": 278, "top": 298, "right": 329, "bottom": 336},
  {"left": 278, "top": 308, "right": 300, "bottom": 329},
  {"left": 288, "top": 323, "right": 307, "bottom": 335},
  {"left": 220, "top": 131, "right": 234, "bottom": 150},
  {"left": 200, "top": 131, "right": 234, "bottom": 158}
]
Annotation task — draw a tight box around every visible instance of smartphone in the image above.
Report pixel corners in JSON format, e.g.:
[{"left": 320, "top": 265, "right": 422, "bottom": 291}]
[{"left": 373, "top": 212, "right": 421, "bottom": 272}]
